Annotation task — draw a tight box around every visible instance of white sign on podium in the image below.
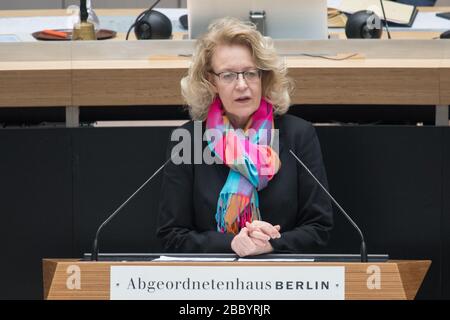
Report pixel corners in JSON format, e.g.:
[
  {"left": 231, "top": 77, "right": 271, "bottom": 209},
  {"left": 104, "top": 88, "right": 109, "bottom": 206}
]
[{"left": 110, "top": 265, "right": 345, "bottom": 300}]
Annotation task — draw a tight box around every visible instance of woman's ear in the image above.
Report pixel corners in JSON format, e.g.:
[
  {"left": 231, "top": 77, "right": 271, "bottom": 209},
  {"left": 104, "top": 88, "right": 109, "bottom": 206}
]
[{"left": 208, "top": 74, "right": 218, "bottom": 94}]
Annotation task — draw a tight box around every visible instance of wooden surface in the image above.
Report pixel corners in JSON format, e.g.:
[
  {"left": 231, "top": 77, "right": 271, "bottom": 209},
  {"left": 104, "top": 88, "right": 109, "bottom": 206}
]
[
  {"left": 1, "top": 8, "right": 450, "bottom": 108},
  {"left": 0, "top": 68, "right": 72, "bottom": 107},
  {"left": 71, "top": 58, "right": 447, "bottom": 106},
  {"left": 1, "top": 53, "right": 450, "bottom": 107},
  {"left": 42, "top": 259, "right": 431, "bottom": 300}
]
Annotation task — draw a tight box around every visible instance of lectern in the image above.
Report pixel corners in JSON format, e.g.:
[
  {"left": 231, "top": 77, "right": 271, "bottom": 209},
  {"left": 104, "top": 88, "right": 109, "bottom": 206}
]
[{"left": 43, "top": 254, "right": 430, "bottom": 300}]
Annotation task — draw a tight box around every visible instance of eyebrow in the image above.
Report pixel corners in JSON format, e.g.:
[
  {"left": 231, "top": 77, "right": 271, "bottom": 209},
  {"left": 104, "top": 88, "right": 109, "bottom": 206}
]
[{"left": 216, "top": 67, "right": 258, "bottom": 73}]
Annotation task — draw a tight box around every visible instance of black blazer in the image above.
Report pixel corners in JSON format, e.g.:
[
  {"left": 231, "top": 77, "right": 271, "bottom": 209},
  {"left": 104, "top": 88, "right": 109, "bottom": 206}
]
[{"left": 157, "top": 114, "right": 333, "bottom": 253}]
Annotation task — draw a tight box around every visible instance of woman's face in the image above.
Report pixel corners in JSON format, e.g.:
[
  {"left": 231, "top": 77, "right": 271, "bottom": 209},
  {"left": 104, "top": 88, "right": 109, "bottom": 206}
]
[{"left": 210, "top": 44, "right": 262, "bottom": 129}]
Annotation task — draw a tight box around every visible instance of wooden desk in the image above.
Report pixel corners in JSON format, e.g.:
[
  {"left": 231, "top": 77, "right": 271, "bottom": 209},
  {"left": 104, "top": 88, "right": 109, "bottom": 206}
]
[
  {"left": 43, "top": 258, "right": 431, "bottom": 300},
  {"left": 1, "top": 8, "right": 450, "bottom": 126},
  {"left": 1, "top": 41, "right": 449, "bottom": 126}
]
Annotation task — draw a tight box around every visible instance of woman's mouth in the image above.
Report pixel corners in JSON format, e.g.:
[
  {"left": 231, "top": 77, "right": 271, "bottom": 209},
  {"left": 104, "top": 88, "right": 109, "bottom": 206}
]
[{"left": 235, "top": 96, "right": 251, "bottom": 103}]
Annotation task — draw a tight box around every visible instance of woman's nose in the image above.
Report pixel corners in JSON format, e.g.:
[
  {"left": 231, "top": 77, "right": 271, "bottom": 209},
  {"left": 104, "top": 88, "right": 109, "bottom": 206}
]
[{"left": 235, "top": 74, "right": 249, "bottom": 89}]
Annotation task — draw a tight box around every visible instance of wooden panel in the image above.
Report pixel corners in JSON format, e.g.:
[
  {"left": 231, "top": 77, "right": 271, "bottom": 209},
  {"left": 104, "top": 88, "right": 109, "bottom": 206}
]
[
  {"left": 396, "top": 260, "right": 433, "bottom": 300},
  {"left": 43, "top": 259, "right": 58, "bottom": 300},
  {"left": 72, "top": 67, "right": 187, "bottom": 106},
  {"left": 43, "top": 259, "right": 431, "bottom": 300},
  {"left": 70, "top": 58, "right": 443, "bottom": 106},
  {"left": 290, "top": 67, "right": 440, "bottom": 105},
  {"left": 0, "top": 59, "right": 446, "bottom": 107},
  {"left": 0, "top": 69, "right": 71, "bottom": 107},
  {"left": 440, "top": 67, "right": 450, "bottom": 105}
]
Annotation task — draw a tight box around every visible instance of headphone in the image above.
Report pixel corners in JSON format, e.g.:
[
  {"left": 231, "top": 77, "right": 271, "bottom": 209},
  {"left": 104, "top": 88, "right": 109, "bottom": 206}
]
[{"left": 345, "top": 10, "right": 383, "bottom": 39}]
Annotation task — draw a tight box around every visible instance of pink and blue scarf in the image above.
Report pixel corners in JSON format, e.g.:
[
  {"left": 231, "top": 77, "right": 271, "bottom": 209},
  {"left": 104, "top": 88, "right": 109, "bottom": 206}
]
[{"left": 205, "top": 96, "right": 281, "bottom": 234}]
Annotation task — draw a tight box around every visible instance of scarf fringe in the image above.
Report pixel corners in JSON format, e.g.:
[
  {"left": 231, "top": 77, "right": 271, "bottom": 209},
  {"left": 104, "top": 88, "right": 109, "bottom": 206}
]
[{"left": 216, "top": 192, "right": 261, "bottom": 234}]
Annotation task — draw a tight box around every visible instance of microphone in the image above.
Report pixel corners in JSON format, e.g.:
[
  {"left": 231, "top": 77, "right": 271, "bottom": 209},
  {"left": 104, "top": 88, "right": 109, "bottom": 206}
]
[
  {"left": 125, "top": 0, "right": 171, "bottom": 40},
  {"left": 80, "top": 0, "right": 88, "bottom": 21},
  {"left": 379, "top": 0, "right": 391, "bottom": 39},
  {"left": 289, "top": 149, "right": 368, "bottom": 262},
  {"left": 91, "top": 158, "right": 171, "bottom": 261},
  {"left": 126, "top": 0, "right": 160, "bottom": 40}
]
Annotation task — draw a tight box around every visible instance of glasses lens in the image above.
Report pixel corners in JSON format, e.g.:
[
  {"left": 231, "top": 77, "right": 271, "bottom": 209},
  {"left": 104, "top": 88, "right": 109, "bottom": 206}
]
[
  {"left": 217, "top": 70, "right": 260, "bottom": 83},
  {"left": 220, "top": 72, "right": 237, "bottom": 83},
  {"left": 244, "top": 70, "right": 260, "bottom": 81}
]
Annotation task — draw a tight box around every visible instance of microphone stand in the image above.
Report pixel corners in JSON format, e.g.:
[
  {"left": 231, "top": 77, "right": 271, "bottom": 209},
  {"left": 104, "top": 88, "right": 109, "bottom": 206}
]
[
  {"left": 289, "top": 149, "right": 368, "bottom": 262},
  {"left": 91, "top": 158, "right": 171, "bottom": 261},
  {"left": 379, "top": 0, "right": 391, "bottom": 39}
]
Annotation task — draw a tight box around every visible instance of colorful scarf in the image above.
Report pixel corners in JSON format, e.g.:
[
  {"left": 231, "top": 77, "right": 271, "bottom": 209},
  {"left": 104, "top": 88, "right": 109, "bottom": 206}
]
[{"left": 205, "top": 96, "right": 281, "bottom": 234}]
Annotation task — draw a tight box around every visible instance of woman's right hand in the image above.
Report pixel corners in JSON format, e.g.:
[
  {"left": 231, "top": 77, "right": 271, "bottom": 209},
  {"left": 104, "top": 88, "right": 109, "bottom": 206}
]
[{"left": 245, "top": 221, "right": 281, "bottom": 240}]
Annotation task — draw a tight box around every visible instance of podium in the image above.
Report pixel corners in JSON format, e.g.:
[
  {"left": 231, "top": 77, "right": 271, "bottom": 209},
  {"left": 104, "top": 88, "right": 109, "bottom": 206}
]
[{"left": 43, "top": 257, "right": 431, "bottom": 300}]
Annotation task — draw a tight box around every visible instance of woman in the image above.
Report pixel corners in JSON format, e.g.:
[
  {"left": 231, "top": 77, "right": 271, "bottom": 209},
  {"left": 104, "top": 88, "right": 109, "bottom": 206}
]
[{"left": 157, "top": 17, "right": 333, "bottom": 256}]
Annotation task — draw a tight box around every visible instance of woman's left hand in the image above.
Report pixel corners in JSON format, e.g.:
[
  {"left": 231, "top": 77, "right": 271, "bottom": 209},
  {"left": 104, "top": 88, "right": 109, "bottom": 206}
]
[{"left": 231, "top": 227, "right": 274, "bottom": 257}]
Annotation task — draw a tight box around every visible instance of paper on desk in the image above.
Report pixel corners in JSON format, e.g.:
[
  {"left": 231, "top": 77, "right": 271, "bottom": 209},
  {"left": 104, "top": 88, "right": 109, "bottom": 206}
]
[
  {"left": 412, "top": 12, "right": 450, "bottom": 30},
  {"left": 238, "top": 258, "right": 315, "bottom": 262},
  {"left": 0, "top": 16, "right": 75, "bottom": 34},
  {"left": 328, "top": 0, "right": 343, "bottom": 9},
  {"left": 0, "top": 34, "right": 20, "bottom": 42},
  {"left": 153, "top": 255, "right": 236, "bottom": 262}
]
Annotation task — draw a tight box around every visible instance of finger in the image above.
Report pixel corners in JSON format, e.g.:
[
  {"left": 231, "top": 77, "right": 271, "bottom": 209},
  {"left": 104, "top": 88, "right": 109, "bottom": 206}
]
[
  {"left": 274, "top": 225, "right": 281, "bottom": 238},
  {"left": 250, "top": 237, "right": 269, "bottom": 247},
  {"left": 247, "top": 221, "right": 281, "bottom": 238},
  {"left": 248, "top": 220, "right": 269, "bottom": 230},
  {"left": 232, "top": 239, "right": 249, "bottom": 257},
  {"left": 237, "top": 231, "right": 256, "bottom": 253},
  {"left": 261, "top": 225, "right": 281, "bottom": 238},
  {"left": 249, "top": 220, "right": 266, "bottom": 228},
  {"left": 232, "top": 229, "right": 250, "bottom": 256},
  {"left": 240, "top": 227, "right": 249, "bottom": 235},
  {"left": 247, "top": 229, "right": 269, "bottom": 246},
  {"left": 245, "top": 222, "right": 257, "bottom": 232},
  {"left": 249, "top": 230, "right": 271, "bottom": 241}
]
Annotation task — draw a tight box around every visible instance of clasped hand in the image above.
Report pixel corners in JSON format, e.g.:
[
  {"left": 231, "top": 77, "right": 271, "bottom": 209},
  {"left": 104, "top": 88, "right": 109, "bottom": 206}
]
[{"left": 231, "top": 221, "right": 281, "bottom": 257}]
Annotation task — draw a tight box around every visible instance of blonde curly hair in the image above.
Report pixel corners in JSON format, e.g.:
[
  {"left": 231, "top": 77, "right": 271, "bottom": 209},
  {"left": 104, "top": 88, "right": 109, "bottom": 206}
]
[{"left": 181, "top": 17, "right": 294, "bottom": 121}]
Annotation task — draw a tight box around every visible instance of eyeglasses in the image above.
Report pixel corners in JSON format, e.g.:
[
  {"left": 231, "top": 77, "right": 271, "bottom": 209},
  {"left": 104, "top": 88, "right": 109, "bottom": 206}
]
[{"left": 211, "top": 69, "right": 261, "bottom": 84}]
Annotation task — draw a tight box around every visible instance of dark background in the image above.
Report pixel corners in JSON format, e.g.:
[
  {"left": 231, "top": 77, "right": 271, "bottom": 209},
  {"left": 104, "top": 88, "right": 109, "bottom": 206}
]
[{"left": 0, "top": 123, "right": 447, "bottom": 300}]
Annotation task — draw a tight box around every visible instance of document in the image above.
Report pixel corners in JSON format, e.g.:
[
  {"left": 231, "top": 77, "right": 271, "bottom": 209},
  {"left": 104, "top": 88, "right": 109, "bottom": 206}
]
[
  {"left": 238, "top": 258, "right": 315, "bottom": 262},
  {"left": 153, "top": 255, "right": 236, "bottom": 262},
  {"left": 328, "top": 0, "right": 343, "bottom": 9},
  {"left": 0, "top": 34, "right": 20, "bottom": 42}
]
